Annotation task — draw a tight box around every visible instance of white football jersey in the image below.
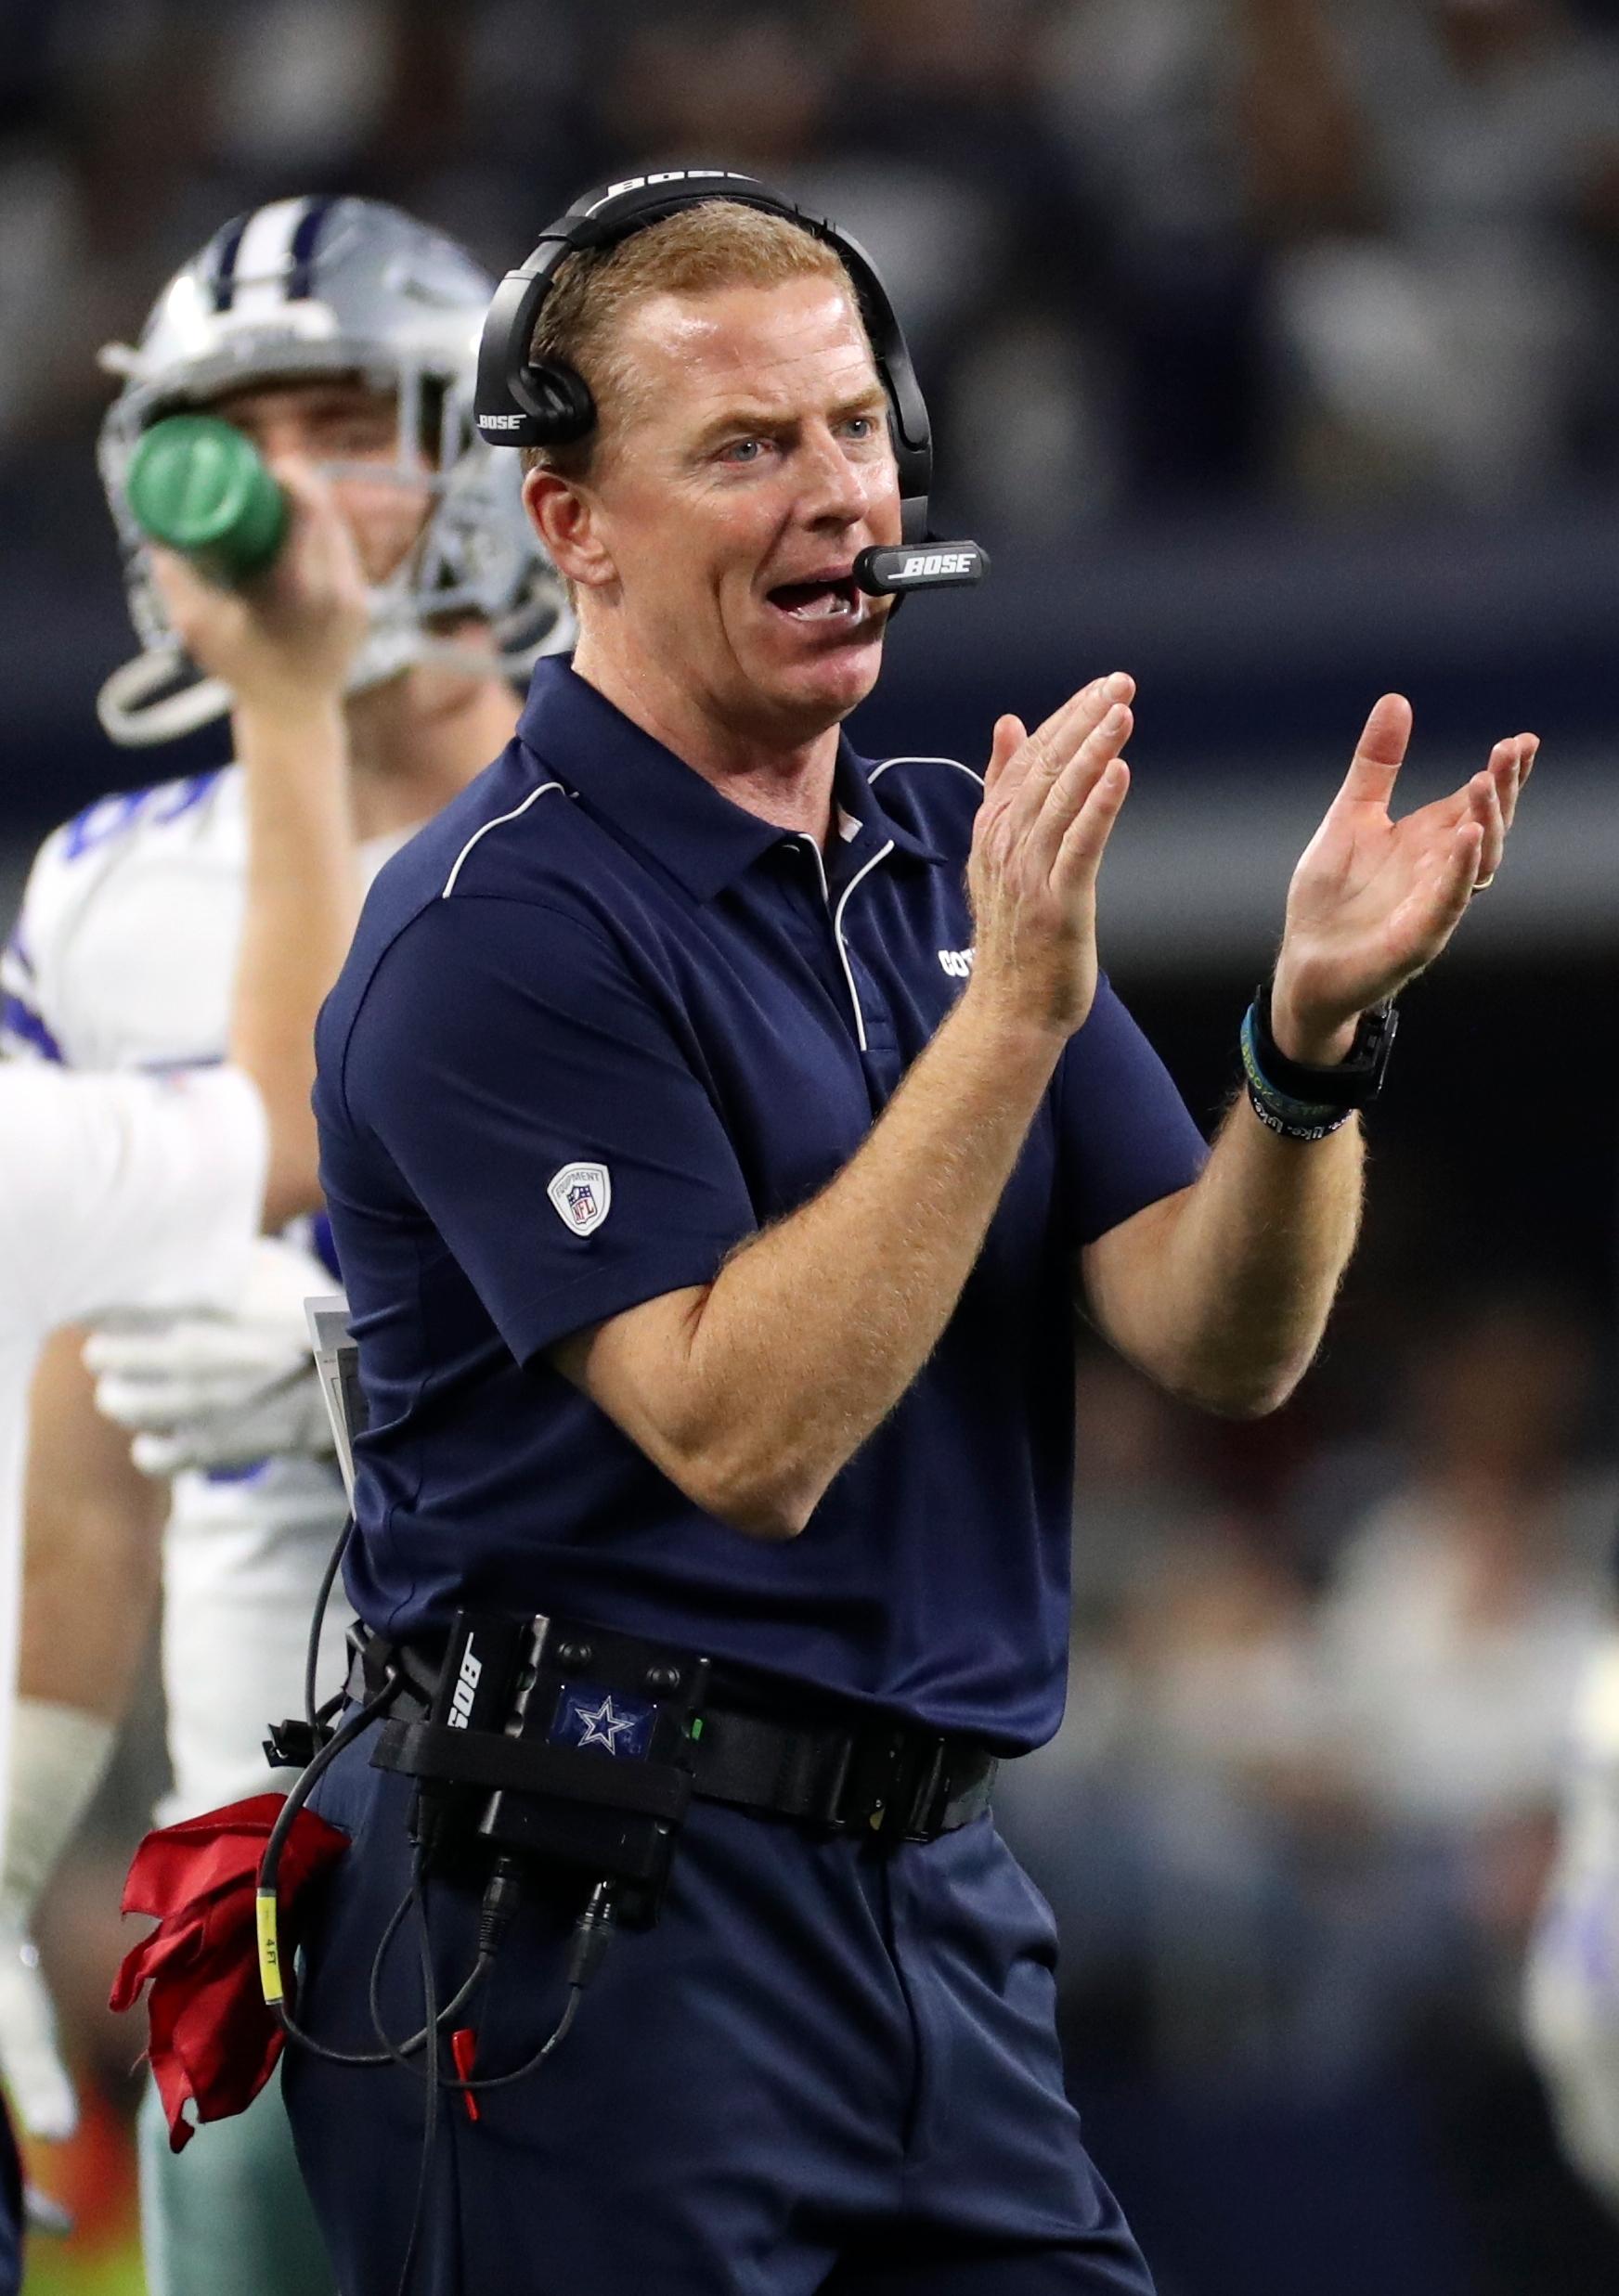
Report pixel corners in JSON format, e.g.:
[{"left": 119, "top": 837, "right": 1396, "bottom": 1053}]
[
  {"left": 0, "top": 1064, "right": 266, "bottom": 1859},
  {"left": 3, "top": 765, "right": 409, "bottom": 1817}
]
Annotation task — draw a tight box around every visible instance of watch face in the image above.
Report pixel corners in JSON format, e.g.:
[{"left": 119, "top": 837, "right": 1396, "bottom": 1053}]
[{"left": 1254, "top": 985, "right": 1395, "bottom": 1111}]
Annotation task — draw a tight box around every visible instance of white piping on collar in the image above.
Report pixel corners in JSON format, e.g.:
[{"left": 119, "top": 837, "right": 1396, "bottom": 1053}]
[
  {"left": 793, "top": 833, "right": 897, "bottom": 1055},
  {"left": 441, "top": 780, "right": 564, "bottom": 898},
  {"left": 822, "top": 756, "right": 979, "bottom": 1051},
  {"left": 831, "top": 843, "right": 897, "bottom": 1054},
  {"left": 868, "top": 753, "right": 985, "bottom": 790}
]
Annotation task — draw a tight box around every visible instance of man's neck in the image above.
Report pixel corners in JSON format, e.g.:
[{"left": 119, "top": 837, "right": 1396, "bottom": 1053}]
[
  {"left": 572, "top": 629, "right": 841, "bottom": 847},
  {"left": 342, "top": 663, "right": 519, "bottom": 845}
]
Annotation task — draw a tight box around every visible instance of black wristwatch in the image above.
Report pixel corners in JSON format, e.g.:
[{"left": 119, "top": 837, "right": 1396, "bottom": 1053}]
[{"left": 1249, "top": 980, "right": 1398, "bottom": 1113}]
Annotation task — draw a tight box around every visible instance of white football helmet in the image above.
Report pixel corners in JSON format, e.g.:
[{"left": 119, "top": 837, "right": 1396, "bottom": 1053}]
[{"left": 97, "top": 195, "right": 570, "bottom": 746}]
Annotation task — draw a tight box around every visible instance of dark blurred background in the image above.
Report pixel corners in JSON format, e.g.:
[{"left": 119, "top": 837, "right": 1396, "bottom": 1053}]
[{"left": 4, "top": 3, "right": 1617, "bottom": 2291}]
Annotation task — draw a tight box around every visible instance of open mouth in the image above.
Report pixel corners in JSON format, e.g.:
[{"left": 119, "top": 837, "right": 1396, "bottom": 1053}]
[{"left": 766, "top": 574, "right": 862, "bottom": 624}]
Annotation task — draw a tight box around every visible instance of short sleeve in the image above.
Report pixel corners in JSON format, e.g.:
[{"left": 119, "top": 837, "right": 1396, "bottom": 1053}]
[
  {"left": 331, "top": 896, "right": 758, "bottom": 1364},
  {"left": 1053, "top": 976, "right": 1208, "bottom": 1245},
  {"left": 0, "top": 1065, "right": 266, "bottom": 1332}
]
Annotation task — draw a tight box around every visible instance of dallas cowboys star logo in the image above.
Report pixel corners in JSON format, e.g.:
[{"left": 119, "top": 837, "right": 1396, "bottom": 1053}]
[{"left": 574, "top": 1694, "right": 636, "bottom": 1754}]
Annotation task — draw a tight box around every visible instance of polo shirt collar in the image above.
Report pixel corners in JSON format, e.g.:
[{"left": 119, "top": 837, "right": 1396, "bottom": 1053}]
[
  {"left": 516, "top": 657, "right": 941, "bottom": 901},
  {"left": 831, "top": 747, "right": 943, "bottom": 871}
]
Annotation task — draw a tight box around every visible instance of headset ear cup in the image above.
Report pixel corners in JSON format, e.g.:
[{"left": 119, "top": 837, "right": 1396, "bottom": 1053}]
[
  {"left": 478, "top": 171, "right": 938, "bottom": 532},
  {"left": 512, "top": 360, "right": 596, "bottom": 445}
]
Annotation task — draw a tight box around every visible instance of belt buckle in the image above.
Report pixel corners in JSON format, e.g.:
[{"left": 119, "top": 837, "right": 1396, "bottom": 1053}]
[{"left": 838, "top": 1727, "right": 948, "bottom": 1842}]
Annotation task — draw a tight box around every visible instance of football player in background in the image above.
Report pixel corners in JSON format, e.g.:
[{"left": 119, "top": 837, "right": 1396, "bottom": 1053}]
[
  {"left": 1525, "top": 1599, "right": 1619, "bottom": 2215},
  {"left": 0, "top": 459, "right": 365, "bottom": 2285},
  {"left": 0, "top": 196, "right": 563, "bottom": 2295}
]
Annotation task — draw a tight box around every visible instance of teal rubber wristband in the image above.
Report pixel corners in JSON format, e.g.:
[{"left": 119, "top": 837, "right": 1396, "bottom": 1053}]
[{"left": 1240, "top": 1004, "right": 1353, "bottom": 1142}]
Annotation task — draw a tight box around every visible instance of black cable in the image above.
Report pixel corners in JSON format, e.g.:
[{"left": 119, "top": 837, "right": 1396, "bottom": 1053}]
[
  {"left": 393, "top": 1859, "right": 439, "bottom": 2296},
  {"left": 370, "top": 1873, "right": 613, "bottom": 2100},
  {"left": 304, "top": 1511, "right": 355, "bottom": 1736},
  {"left": 267, "top": 1563, "right": 617, "bottom": 2110},
  {"left": 367, "top": 1881, "right": 490, "bottom": 2073},
  {"left": 268, "top": 1502, "right": 616, "bottom": 2291},
  {"left": 261, "top": 1676, "right": 491, "bottom": 2072},
  {"left": 258, "top": 1676, "right": 402, "bottom": 2067},
  {"left": 366, "top": 1876, "right": 418, "bottom": 2048},
  {"left": 443, "top": 1983, "right": 582, "bottom": 2094},
  {"left": 435, "top": 1880, "right": 615, "bottom": 2095},
  {"left": 363, "top": 1856, "right": 583, "bottom": 2083},
  {"left": 261, "top": 1673, "right": 392, "bottom": 1897}
]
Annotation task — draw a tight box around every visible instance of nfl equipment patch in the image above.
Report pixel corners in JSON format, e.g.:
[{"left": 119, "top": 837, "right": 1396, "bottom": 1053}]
[
  {"left": 547, "top": 1160, "right": 611, "bottom": 1236},
  {"left": 550, "top": 1683, "right": 655, "bottom": 1759}
]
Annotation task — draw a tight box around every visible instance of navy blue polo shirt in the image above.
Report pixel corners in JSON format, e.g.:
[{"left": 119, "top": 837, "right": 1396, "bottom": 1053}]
[{"left": 315, "top": 657, "right": 1207, "bottom": 1750}]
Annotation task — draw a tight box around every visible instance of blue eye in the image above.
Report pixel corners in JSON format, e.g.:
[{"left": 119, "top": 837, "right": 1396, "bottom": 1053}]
[{"left": 723, "top": 438, "right": 765, "bottom": 463}]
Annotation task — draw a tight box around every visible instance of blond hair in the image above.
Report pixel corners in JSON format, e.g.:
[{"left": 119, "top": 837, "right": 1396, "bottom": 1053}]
[{"left": 519, "top": 200, "right": 858, "bottom": 481}]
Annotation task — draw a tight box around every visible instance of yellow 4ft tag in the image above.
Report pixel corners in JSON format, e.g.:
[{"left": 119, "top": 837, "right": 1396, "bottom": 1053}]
[{"left": 255, "top": 1889, "right": 283, "bottom": 2006}]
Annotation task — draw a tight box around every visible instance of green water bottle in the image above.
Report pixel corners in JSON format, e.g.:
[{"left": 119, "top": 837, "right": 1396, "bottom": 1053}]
[{"left": 126, "top": 414, "right": 290, "bottom": 587}]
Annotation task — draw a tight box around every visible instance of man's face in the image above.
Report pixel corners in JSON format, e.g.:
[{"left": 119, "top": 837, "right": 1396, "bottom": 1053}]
[
  {"left": 566, "top": 276, "right": 902, "bottom": 743},
  {"left": 205, "top": 376, "right": 429, "bottom": 586}
]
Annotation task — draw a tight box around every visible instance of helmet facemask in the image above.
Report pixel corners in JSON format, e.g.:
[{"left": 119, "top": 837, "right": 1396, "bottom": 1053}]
[{"left": 96, "top": 198, "right": 572, "bottom": 748}]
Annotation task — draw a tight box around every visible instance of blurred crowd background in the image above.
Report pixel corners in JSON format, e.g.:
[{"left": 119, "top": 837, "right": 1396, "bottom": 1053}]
[
  {"left": 3, "top": 3, "right": 1617, "bottom": 2292},
  {"left": 12, "top": 0, "right": 1619, "bottom": 522}
]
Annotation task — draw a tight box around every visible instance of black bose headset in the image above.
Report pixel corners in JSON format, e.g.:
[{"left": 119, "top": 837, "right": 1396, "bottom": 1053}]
[{"left": 473, "top": 167, "right": 987, "bottom": 599}]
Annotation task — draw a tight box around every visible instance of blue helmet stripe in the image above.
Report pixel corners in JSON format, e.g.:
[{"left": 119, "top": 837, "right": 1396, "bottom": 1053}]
[
  {"left": 286, "top": 197, "right": 338, "bottom": 303},
  {"left": 210, "top": 213, "right": 250, "bottom": 313}
]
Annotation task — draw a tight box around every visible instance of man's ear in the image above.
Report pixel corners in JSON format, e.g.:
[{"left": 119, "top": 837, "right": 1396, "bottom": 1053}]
[{"left": 523, "top": 467, "right": 616, "bottom": 591}]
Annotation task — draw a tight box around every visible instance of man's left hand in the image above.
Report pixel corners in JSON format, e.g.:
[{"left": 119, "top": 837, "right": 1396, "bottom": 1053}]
[{"left": 1270, "top": 693, "right": 1535, "bottom": 1062}]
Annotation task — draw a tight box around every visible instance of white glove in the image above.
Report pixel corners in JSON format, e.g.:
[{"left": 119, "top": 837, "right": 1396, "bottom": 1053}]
[
  {"left": 0, "top": 1699, "right": 116, "bottom": 2141},
  {"left": 0, "top": 1913, "right": 77, "bottom": 2141},
  {"left": 85, "top": 1235, "right": 340, "bottom": 1477}
]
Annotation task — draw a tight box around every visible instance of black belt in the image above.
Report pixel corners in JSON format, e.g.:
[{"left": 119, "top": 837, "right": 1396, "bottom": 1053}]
[{"left": 346, "top": 1631, "right": 998, "bottom": 1846}]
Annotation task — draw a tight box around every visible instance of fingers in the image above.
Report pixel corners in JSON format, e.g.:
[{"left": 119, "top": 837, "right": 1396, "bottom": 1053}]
[
  {"left": 1465, "top": 767, "right": 1507, "bottom": 885},
  {"left": 265, "top": 450, "right": 330, "bottom": 515},
  {"left": 1022, "top": 701, "right": 1133, "bottom": 879},
  {"left": 983, "top": 715, "right": 1027, "bottom": 795},
  {"left": 84, "top": 1323, "right": 234, "bottom": 1380},
  {"left": 1051, "top": 759, "right": 1131, "bottom": 899},
  {"left": 146, "top": 541, "right": 230, "bottom": 641},
  {"left": 263, "top": 455, "right": 365, "bottom": 593},
  {"left": 997, "top": 671, "right": 1134, "bottom": 830},
  {"left": 268, "top": 454, "right": 347, "bottom": 555},
  {"left": 1486, "top": 731, "right": 1537, "bottom": 835},
  {"left": 1396, "top": 819, "right": 1485, "bottom": 962},
  {"left": 1433, "top": 819, "right": 1485, "bottom": 934},
  {"left": 1028, "top": 671, "right": 1132, "bottom": 761},
  {"left": 1335, "top": 693, "right": 1413, "bottom": 810},
  {"left": 1431, "top": 727, "right": 1536, "bottom": 884}
]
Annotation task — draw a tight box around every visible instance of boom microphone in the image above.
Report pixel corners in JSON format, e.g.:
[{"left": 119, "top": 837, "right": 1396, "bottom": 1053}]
[{"left": 852, "top": 541, "right": 989, "bottom": 597}]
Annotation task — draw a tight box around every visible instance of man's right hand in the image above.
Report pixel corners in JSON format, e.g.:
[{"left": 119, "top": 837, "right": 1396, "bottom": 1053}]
[
  {"left": 147, "top": 454, "right": 371, "bottom": 719},
  {"left": 84, "top": 1237, "right": 337, "bottom": 1477},
  {"left": 965, "top": 672, "right": 1134, "bottom": 1040}
]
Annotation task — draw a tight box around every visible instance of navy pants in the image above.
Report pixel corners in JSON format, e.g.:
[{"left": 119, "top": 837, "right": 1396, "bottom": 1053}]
[
  {"left": 283, "top": 1734, "right": 1154, "bottom": 2295},
  {"left": 0, "top": 2093, "right": 21, "bottom": 2296}
]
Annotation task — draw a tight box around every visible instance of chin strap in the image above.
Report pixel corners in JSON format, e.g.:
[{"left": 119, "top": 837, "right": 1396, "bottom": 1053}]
[
  {"left": 96, "top": 605, "right": 570, "bottom": 750},
  {"left": 97, "top": 650, "right": 234, "bottom": 748}
]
